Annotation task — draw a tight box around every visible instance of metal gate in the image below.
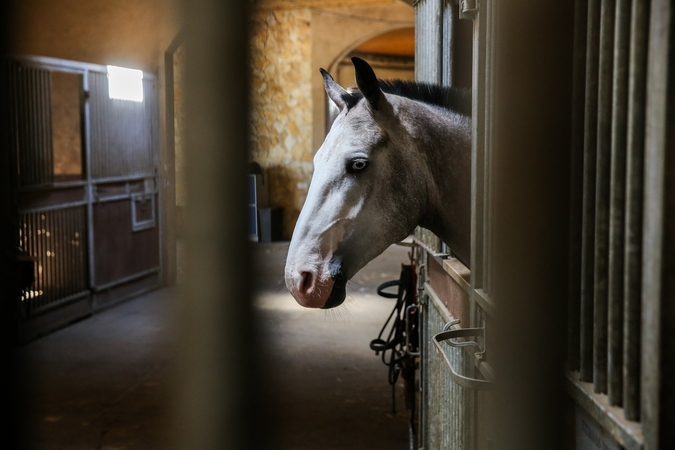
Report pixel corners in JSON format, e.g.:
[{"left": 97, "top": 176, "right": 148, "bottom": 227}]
[
  {"left": 7, "top": 55, "right": 161, "bottom": 341},
  {"left": 414, "top": 0, "right": 494, "bottom": 448},
  {"left": 413, "top": 0, "right": 672, "bottom": 448},
  {"left": 565, "top": 0, "right": 656, "bottom": 448}
]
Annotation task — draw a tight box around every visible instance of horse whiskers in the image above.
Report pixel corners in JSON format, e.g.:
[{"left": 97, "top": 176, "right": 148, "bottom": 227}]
[
  {"left": 322, "top": 296, "right": 355, "bottom": 322},
  {"left": 346, "top": 279, "right": 366, "bottom": 288}
]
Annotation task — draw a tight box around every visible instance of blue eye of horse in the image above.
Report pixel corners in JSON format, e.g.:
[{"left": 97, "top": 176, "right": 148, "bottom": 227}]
[{"left": 349, "top": 159, "right": 368, "bottom": 173}]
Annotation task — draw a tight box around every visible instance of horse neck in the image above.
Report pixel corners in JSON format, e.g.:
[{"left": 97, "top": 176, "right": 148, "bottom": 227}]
[{"left": 414, "top": 109, "right": 472, "bottom": 265}]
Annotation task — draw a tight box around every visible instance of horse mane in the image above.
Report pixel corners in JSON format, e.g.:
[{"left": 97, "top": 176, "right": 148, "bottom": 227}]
[{"left": 349, "top": 80, "right": 472, "bottom": 117}]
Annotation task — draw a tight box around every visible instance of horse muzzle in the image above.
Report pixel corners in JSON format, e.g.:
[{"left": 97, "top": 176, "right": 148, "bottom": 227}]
[{"left": 285, "top": 257, "right": 347, "bottom": 309}]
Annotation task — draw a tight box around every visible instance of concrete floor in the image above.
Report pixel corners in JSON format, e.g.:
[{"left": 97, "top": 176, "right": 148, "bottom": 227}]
[{"left": 14, "top": 242, "right": 413, "bottom": 449}]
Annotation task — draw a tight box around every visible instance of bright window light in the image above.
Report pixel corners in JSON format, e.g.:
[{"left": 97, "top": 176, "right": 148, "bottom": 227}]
[{"left": 107, "top": 65, "right": 144, "bottom": 102}]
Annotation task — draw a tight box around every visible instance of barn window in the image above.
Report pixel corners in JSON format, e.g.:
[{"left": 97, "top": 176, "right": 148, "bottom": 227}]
[{"left": 107, "top": 65, "right": 144, "bottom": 102}]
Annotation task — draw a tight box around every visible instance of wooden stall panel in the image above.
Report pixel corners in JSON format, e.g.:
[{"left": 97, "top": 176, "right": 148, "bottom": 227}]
[
  {"left": 428, "top": 256, "right": 471, "bottom": 327},
  {"left": 92, "top": 197, "right": 159, "bottom": 288}
]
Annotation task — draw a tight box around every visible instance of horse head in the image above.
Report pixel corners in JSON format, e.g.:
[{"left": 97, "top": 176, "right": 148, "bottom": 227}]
[{"left": 285, "top": 57, "right": 470, "bottom": 309}]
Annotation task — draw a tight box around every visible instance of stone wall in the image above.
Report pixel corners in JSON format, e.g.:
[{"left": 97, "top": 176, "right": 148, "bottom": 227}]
[
  {"left": 249, "top": 1, "right": 414, "bottom": 239},
  {"left": 250, "top": 7, "right": 314, "bottom": 239}
]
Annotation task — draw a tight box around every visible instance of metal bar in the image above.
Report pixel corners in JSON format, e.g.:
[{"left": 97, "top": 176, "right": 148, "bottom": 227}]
[
  {"left": 23, "top": 67, "right": 32, "bottom": 187},
  {"left": 483, "top": 0, "right": 496, "bottom": 296},
  {"left": 27, "top": 290, "right": 89, "bottom": 316},
  {"left": 441, "top": 0, "right": 454, "bottom": 87},
  {"left": 568, "top": 0, "right": 588, "bottom": 372},
  {"left": 592, "top": 0, "right": 616, "bottom": 395},
  {"left": 92, "top": 267, "right": 159, "bottom": 292},
  {"left": 415, "top": 0, "right": 442, "bottom": 84},
  {"left": 580, "top": 0, "right": 602, "bottom": 382},
  {"left": 607, "top": 0, "right": 630, "bottom": 406},
  {"left": 84, "top": 70, "right": 96, "bottom": 289},
  {"left": 11, "top": 54, "right": 157, "bottom": 80},
  {"left": 43, "top": 68, "right": 53, "bottom": 184},
  {"left": 470, "top": 8, "right": 486, "bottom": 289},
  {"left": 177, "top": 0, "right": 257, "bottom": 447},
  {"left": 37, "top": 69, "right": 46, "bottom": 185},
  {"left": 641, "top": 0, "right": 672, "bottom": 447},
  {"left": 433, "top": 329, "right": 493, "bottom": 390},
  {"left": 19, "top": 180, "right": 88, "bottom": 192},
  {"left": 623, "top": 0, "right": 649, "bottom": 422},
  {"left": 18, "top": 200, "right": 88, "bottom": 215},
  {"left": 65, "top": 209, "right": 72, "bottom": 299},
  {"left": 91, "top": 191, "right": 158, "bottom": 205}
]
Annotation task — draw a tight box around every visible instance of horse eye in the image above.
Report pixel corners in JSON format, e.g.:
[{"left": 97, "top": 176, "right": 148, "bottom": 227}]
[{"left": 350, "top": 159, "right": 368, "bottom": 172}]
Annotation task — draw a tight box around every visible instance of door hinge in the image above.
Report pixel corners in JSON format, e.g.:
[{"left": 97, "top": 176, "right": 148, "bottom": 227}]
[{"left": 460, "top": 0, "right": 479, "bottom": 20}]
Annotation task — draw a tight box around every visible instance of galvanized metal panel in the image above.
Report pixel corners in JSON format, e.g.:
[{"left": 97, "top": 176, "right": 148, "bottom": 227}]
[
  {"left": 13, "top": 64, "right": 54, "bottom": 187},
  {"left": 570, "top": 0, "right": 650, "bottom": 436},
  {"left": 421, "top": 291, "right": 476, "bottom": 450},
  {"left": 415, "top": 0, "right": 442, "bottom": 84},
  {"left": 88, "top": 71, "right": 155, "bottom": 179},
  {"left": 18, "top": 206, "right": 88, "bottom": 314}
]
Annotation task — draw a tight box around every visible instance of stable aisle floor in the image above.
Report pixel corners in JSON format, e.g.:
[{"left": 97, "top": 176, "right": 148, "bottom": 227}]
[{"left": 15, "top": 242, "right": 411, "bottom": 449}]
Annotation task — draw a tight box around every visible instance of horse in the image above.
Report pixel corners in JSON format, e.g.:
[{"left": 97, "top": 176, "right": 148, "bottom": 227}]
[{"left": 284, "top": 57, "right": 471, "bottom": 309}]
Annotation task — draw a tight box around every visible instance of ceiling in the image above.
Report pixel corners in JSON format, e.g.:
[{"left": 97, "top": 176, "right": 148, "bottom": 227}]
[{"left": 353, "top": 27, "right": 414, "bottom": 57}]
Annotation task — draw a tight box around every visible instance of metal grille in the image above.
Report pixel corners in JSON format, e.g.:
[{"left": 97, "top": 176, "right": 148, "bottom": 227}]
[
  {"left": 415, "top": 0, "right": 442, "bottom": 84},
  {"left": 12, "top": 63, "right": 54, "bottom": 187},
  {"left": 415, "top": 0, "right": 456, "bottom": 254},
  {"left": 569, "top": 0, "right": 649, "bottom": 421},
  {"left": 420, "top": 294, "right": 475, "bottom": 449},
  {"left": 89, "top": 72, "right": 155, "bottom": 179},
  {"left": 19, "top": 207, "right": 88, "bottom": 313}
]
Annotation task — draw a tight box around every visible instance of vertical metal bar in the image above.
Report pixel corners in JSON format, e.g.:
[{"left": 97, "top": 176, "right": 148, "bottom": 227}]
[
  {"left": 44, "top": 70, "right": 53, "bottom": 184},
  {"left": 416, "top": 0, "right": 442, "bottom": 84},
  {"left": 489, "top": 0, "right": 575, "bottom": 445},
  {"left": 84, "top": 70, "right": 96, "bottom": 292},
  {"left": 442, "top": 0, "right": 454, "bottom": 87},
  {"left": 24, "top": 68, "right": 33, "bottom": 187},
  {"left": 483, "top": 0, "right": 496, "bottom": 296},
  {"left": 470, "top": 7, "right": 486, "bottom": 291},
  {"left": 71, "top": 208, "right": 77, "bottom": 293},
  {"left": 60, "top": 210, "right": 67, "bottom": 298},
  {"left": 63, "top": 209, "right": 69, "bottom": 297},
  {"left": 50, "top": 210, "right": 56, "bottom": 301},
  {"left": 48, "top": 211, "right": 54, "bottom": 304},
  {"left": 34, "top": 213, "right": 41, "bottom": 307},
  {"left": 38, "top": 68, "right": 44, "bottom": 184},
  {"left": 177, "top": 0, "right": 259, "bottom": 447},
  {"left": 38, "top": 69, "right": 46, "bottom": 184},
  {"left": 38, "top": 213, "right": 43, "bottom": 306},
  {"left": 26, "top": 69, "right": 35, "bottom": 186},
  {"left": 641, "top": 0, "right": 672, "bottom": 447},
  {"left": 56, "top": 210, "right": 62, "bottom": 301},
  {"left": 593, "top": 0, "right": 616, "bottom": 395},
  {"left": 38, "top": 70, "right": 44, "bottom": 185},
  {"left": 568, "top": 0, "right": 588, "bottom": 372},
  {"left": 623, "top": 0, "right": 649, "bottom": 422},
  {"left": 24, "top": 68, "right": 32, "bottom": 186},
  {"left": 580, "top": 0, "right": 602, "bottom": 382},
  {"left": 607, "top": 0, "right": 630, "bottom": 406}
]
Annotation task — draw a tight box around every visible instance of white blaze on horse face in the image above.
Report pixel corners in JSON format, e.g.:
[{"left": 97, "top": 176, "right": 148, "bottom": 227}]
[{"left": 285, "top": 112, "right": 373, "bottom": 308}]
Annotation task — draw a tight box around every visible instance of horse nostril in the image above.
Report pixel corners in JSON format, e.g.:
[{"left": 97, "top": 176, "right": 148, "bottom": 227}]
[{"left": 300, "top": 271, "right": 313, "bottom": 294}]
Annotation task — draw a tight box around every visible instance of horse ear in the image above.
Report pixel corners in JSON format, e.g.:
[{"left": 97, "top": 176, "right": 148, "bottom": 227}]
[
  {"left": 352, "top": 57, "right": 387, "bottom": 112},
  {"left": 320, "top": 68, "right": 356, "bottom": 112}
]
